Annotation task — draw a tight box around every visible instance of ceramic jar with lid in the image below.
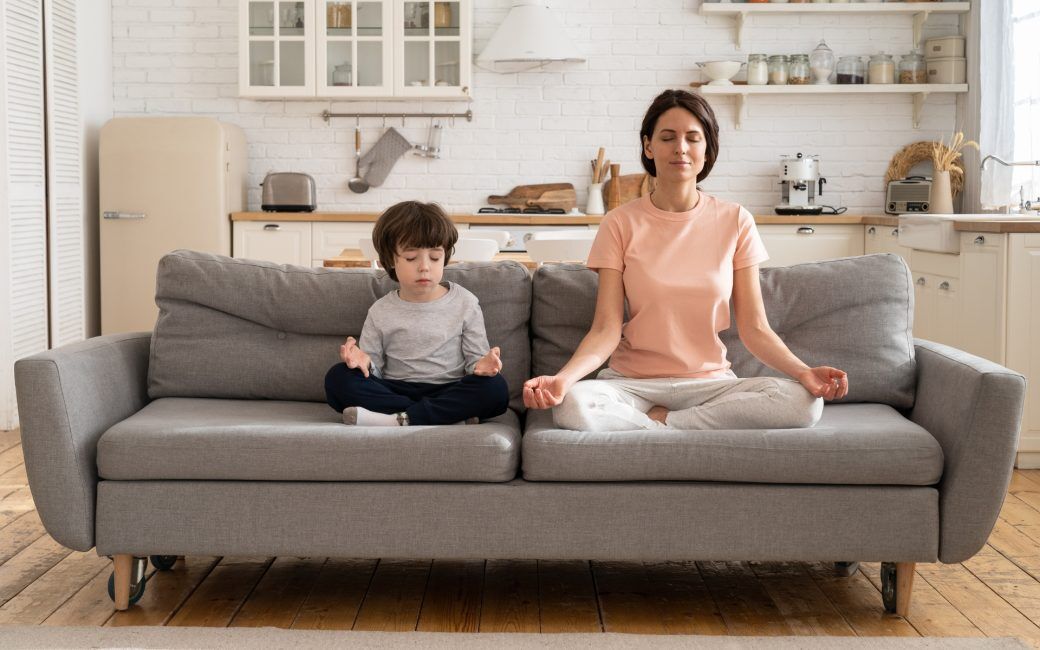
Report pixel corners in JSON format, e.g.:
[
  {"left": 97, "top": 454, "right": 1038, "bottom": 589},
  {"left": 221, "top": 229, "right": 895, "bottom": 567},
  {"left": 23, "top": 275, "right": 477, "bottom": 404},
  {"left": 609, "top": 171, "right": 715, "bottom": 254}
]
[
  {"left": 747, "top": 54, "right": 768, "bottom": 85},
  {"left": 836, "top": 55, "right": 865, "bottom": 84},
  {"left": 768, "top": 55, "right": 789, "bottom": 85},
  {"left": 868, "top": 53, "right": 895, "bottom": 84},
  {"left": 809, "top": 40, "right": 835, "bottom": 84},
  {"left": 898, "top": 49, "right": 927, "bottom": 84}
]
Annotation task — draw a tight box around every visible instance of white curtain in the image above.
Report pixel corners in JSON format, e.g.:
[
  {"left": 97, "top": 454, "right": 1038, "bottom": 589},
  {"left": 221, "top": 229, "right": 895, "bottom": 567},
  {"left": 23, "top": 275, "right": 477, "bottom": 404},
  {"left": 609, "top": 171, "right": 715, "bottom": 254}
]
[
  {"left": 1009, "top": 2, "right": 1040, "bottom": 206},
  {"left": 979, "top": 1, "right": 1016, "bottom": 209}
]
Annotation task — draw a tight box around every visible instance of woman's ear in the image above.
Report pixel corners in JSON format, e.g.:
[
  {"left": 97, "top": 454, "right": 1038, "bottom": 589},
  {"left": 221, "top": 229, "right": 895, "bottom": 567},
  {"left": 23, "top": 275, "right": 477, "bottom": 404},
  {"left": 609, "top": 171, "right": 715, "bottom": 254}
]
[{"left": 642, "top": 134, "right": 653, "bottom": 160}]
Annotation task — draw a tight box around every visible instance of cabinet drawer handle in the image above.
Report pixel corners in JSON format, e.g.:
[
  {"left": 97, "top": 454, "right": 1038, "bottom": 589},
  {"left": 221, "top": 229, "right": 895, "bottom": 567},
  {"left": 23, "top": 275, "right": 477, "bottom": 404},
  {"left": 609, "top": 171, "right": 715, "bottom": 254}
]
[
  {"left": 974, "top": 235, "right": 986, "bottom": 245},
  {"left": 916, "top": 277, "right": 926, "bottom": 286},
  {"left": 796, "top": 226, "right": 815, "bottom": 235},
  {"left": 263, "top": 224, "right": 281, "bottom": 231},
  {"left": 103, "top": 211, "right": 145, "bottom": 220},
  {"left": 891, "top": 228, "right": 900, "bottom": 236},
  {"left": 939, "top": 281, "right": 950, "bottom": 291},
  {"left": 867, "top": 226, "right": 876, "bottom": 235}
]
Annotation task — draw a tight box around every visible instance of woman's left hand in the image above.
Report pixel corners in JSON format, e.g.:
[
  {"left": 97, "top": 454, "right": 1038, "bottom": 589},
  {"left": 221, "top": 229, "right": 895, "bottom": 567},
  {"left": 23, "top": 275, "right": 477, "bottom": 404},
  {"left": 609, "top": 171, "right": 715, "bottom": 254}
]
[{"left": 797, "top": 366, "right": 848, "bottom": 401}]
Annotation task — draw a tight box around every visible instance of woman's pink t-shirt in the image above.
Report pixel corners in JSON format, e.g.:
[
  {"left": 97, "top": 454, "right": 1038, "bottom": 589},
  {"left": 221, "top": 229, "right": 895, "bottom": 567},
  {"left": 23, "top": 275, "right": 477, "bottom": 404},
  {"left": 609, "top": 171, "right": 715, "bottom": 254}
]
[{"left": 585, "top": 193, "right": 769, "bottom": 379}]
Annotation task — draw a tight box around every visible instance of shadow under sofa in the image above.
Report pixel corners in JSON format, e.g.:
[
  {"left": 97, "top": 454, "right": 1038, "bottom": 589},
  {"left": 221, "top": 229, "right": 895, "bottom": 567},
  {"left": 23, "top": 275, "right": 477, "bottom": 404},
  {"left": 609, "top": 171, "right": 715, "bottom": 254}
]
[{"left": 14, "top": 250, "right": 1026, "bottom": 616}]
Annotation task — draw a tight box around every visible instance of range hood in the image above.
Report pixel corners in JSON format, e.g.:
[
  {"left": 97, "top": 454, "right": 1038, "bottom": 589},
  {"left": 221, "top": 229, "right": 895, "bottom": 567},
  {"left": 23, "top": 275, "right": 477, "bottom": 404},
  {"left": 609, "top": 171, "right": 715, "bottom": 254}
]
[{"left": 477, "top": 0, "right": 584, "bottom": 64}]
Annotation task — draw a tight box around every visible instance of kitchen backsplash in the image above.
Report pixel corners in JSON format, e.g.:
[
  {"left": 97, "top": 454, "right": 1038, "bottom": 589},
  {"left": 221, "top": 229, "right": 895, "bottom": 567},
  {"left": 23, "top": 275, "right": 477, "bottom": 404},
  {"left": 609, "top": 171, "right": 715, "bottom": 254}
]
[{"left": 112, "top": 0, "right": 963, "bottom": 214}]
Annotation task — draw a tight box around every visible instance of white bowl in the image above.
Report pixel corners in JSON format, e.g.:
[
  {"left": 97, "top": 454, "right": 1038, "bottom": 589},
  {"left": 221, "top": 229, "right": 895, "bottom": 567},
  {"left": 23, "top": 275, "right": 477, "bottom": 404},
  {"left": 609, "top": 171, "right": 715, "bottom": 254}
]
[{"left": 699, "top": 60, "right": 743, "bottom": 86}]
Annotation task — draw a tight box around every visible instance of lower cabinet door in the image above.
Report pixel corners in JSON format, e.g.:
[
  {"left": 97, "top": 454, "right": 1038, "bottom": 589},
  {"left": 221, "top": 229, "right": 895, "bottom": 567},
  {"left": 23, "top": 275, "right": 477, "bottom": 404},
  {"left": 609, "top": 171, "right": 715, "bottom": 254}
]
[{"left": 233, "top": 221, "right": 313, "bottom": 265}]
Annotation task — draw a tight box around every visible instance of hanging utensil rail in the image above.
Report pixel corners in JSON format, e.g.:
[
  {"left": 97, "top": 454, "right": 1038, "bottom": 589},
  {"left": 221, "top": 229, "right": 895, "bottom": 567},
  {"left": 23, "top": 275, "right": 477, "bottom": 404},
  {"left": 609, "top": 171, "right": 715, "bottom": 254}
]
[{"left": 320, "top": 109, "right": 472, "bottom": 123}]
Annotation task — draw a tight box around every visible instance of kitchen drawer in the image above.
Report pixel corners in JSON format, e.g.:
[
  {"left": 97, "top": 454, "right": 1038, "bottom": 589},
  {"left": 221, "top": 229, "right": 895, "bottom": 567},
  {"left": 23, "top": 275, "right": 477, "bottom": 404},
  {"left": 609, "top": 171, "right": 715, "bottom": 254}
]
[
  {"left": 910, "top": 249, "right": 960, "bottom": 277},
  {"left": 312, "top": 222, "right": 375, "bottom": 260},
  {"left": 758, "top": 224, "right": 864, "bottom": 267},
  {"left": 233, "top": 221, "right": 312, "bottom": 266}
]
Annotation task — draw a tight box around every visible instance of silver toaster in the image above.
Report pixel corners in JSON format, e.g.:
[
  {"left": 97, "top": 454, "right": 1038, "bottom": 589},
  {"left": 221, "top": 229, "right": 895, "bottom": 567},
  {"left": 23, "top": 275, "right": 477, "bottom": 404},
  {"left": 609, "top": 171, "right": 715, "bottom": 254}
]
[{"left": 261, "top": 172, "right": 316, "bottom": 212}]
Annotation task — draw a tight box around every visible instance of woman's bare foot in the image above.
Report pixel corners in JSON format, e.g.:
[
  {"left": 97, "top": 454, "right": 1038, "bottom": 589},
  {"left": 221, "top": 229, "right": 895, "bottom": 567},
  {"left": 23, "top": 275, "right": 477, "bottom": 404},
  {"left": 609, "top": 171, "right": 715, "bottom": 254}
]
[{"left": 647, "top": 405, "right": 669, "bottom": 425}]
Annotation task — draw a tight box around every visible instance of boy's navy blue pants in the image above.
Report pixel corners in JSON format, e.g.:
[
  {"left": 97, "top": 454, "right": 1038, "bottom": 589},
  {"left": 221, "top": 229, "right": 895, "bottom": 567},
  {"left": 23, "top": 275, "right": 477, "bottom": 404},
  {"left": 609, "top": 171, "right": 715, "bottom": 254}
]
[{"left": 324, "top": 364, "right": 509, "bottom": 425}]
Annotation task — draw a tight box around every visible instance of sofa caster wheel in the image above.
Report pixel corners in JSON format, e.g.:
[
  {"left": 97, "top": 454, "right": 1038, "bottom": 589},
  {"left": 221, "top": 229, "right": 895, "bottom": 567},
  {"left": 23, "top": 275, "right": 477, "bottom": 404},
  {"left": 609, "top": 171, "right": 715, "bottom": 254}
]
[
  {"left": 835, "top": 561, "right": 859, "bottom": 577},
  {"left": 107, "top": 571, "right": 146, "bottom": 606},
  {"left": 881, "top": 562, "right": 898, "bottom": 613},
  {"left": 150, "top": 555, "right": 178, "bottom": 571}
]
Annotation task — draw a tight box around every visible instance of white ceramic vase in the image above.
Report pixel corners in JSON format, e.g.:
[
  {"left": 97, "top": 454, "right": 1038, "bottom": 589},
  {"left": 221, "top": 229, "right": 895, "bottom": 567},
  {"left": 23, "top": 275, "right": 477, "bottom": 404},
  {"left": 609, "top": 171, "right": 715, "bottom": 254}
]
[
  {"left": 930, "top": 170, "right": 954, "bottom": 214},
  {"left": 586, "top": 183, "right": 605, "bottom": 215}
]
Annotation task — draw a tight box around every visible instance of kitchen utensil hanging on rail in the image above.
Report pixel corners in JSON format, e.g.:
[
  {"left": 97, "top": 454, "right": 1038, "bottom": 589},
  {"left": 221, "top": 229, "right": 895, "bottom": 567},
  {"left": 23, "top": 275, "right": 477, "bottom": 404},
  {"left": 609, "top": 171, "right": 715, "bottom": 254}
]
[{"left": 348, "top": 118, "right": 369, "bottom": 193}]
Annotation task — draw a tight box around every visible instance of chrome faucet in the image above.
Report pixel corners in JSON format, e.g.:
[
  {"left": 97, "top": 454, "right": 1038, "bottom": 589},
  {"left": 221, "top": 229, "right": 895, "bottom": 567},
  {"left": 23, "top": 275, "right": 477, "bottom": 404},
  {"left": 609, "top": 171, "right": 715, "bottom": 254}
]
[{"left": 980, "top": 155, "right": 1040, "bottom": 171}]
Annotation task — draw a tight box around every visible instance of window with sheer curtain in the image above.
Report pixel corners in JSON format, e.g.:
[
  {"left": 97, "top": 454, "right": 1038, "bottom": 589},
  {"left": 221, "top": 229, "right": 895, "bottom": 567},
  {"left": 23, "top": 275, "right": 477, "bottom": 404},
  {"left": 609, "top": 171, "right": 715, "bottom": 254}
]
[{"left": 1012, "top": 2, "right": 1039, "bottom": 204}]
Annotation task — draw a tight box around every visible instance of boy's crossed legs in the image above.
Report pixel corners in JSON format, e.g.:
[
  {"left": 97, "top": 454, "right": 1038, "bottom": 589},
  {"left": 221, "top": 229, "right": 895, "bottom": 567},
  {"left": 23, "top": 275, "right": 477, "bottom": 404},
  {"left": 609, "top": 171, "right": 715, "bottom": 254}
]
[{"left": 325, "top": 364, "right": 509, "bottom": 426}]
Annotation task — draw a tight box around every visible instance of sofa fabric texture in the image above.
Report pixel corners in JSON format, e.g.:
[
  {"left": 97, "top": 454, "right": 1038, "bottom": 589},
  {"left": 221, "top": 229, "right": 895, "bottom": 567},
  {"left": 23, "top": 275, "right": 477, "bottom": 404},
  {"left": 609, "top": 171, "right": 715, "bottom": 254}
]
[
  {"left": 147, "top": 250, "right": 532, "bottom": 411},
  {"left": 97, "top": 398, "right": 521, "bottom": 482},
  {"left": 530, "top": 254, "right": 917, "bottom": 408},
  {"left": 522, "top": 403, "right": 943, "bottom": 484}
]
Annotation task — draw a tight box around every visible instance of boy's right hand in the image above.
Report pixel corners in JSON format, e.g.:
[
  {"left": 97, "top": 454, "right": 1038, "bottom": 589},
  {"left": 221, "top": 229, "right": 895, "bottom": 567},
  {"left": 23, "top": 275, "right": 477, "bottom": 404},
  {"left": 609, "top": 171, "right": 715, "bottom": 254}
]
[
  {"left": 523, "top": 375, "right": 568, "bottom": 410},
  {"left": 340, "top": 336, "right": 372, "bottom": 378}
]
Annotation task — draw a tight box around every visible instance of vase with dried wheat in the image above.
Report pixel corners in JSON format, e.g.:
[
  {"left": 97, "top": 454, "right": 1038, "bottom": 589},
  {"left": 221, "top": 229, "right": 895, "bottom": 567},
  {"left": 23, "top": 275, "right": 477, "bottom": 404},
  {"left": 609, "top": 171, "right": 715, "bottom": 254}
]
[{"left": 930, "top": 132, "right": 978, "bottom": 214}]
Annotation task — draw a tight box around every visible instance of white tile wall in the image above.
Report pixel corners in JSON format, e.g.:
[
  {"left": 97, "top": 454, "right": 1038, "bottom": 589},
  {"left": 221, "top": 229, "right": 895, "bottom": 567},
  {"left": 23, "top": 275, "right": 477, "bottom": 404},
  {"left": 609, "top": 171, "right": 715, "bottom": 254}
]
[{"left": 111, "top": 0, "right": 964, "bottom": 214}]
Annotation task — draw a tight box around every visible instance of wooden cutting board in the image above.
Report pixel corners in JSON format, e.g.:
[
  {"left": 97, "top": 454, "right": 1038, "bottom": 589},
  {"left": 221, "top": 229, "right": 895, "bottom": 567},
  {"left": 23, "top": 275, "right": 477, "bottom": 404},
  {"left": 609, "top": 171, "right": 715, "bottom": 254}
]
[
  {"left": 488, "top": 183, "right": 574, "bottom": 209},
  {"left": 526, "top": 188, "right": 577, "bottom": 211},
  {"left": 602, "top": 173, "right": 654, "bottom": 207}
]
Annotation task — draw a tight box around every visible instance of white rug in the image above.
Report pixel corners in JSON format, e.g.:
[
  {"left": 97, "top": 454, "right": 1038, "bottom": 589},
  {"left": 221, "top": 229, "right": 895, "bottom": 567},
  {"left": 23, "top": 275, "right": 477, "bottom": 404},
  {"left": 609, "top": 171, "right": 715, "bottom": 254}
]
[{"left": 0, "top": 627, "right": 1029, "bottom": 649}]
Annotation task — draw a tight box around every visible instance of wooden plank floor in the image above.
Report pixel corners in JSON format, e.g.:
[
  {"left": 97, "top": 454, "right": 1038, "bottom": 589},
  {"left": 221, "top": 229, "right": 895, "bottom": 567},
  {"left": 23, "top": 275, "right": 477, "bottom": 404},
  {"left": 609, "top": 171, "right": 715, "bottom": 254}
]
[{"left": 2, "top": 428, "right": 1040, "bottom": 643}]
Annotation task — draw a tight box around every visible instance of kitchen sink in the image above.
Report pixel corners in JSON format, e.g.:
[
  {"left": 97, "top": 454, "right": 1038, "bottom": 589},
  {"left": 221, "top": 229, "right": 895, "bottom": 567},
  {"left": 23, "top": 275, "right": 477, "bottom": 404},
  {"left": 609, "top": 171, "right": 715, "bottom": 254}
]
[{"left": 897, "top": 214, "right": 1021, "bottom": 254}]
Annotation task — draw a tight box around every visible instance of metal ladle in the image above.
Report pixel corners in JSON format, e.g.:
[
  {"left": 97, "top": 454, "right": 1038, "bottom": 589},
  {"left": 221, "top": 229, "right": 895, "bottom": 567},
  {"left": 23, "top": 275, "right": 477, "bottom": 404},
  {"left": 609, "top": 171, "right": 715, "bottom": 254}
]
[{"left": 348, "top": 120, "right": 369, "bottom": 193}]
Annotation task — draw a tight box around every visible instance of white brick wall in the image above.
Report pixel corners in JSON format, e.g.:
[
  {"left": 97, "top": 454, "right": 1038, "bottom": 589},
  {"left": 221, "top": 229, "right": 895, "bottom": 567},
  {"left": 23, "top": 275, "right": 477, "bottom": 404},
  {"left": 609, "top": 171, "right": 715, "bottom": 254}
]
[{"left": 111, "top": 0, "right": 964, "bottom": 214}]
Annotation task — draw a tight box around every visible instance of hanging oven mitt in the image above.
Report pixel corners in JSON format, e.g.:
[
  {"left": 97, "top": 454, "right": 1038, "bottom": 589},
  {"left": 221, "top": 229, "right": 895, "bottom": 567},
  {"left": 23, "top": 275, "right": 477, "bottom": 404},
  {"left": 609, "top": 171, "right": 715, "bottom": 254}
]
[{"left": 358, "top": 127, "right": 413, "bottom": 187}]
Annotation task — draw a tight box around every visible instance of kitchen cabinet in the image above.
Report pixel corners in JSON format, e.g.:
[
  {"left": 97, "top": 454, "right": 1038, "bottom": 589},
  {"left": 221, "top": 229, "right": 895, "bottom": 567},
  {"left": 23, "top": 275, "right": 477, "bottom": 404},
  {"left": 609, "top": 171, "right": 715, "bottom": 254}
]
[
  {"left": 757, "top": 224, "right": 864, "bottom": 267},
  {"left": 233, "top": 220, "right": 313, "bottom": 265},
  {"left": 240, "top": 0, "right": 472, "bottom": 100},
  {"left": 1007, "top": 234, "right": 1040, "bottom": 467},
  {"left": 311, "top": 221, "right": 374, "bottom": 265},
  {"left": 864, "top": 224, "right": 912, "bottom": 268}
]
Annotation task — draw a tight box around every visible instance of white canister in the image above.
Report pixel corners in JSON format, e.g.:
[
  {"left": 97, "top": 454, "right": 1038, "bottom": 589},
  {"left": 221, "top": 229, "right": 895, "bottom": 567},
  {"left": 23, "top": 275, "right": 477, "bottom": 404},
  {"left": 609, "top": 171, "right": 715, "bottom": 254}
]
[
  {"left": 747, "top": 54, "right": 768, "bottom": 85},
  {"left": 926, "top": 56, "right": 966, "bottom": 84},
  {"left": 924, "top": 36, "right": 966, "bottom": 59},
  {"left": 586, "top": 183, "right": 605, "bottom": 216}
]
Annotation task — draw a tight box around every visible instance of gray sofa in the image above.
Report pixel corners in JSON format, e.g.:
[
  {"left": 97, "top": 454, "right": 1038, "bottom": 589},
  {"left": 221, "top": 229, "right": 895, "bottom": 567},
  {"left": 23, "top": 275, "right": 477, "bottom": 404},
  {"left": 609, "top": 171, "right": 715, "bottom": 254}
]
[{"left": 14, "top": 250, "right": 1026, "bottom": 615}]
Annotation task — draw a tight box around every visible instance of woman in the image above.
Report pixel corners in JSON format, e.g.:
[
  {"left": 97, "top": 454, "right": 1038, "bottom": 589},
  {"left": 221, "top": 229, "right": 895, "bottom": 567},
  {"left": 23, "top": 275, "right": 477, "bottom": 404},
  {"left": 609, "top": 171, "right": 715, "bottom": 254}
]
[{"left": 523, "top": 90, "right": 848, "bottom": 431}]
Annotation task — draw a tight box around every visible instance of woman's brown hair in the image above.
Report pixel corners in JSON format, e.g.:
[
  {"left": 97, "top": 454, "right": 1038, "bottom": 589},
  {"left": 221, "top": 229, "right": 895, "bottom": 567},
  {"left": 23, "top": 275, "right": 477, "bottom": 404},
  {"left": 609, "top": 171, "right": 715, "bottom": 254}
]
[
  {"left": 639, "top": 89, "right": 720, "bottom": 183},
  {"left": 372, "top": 201, "right": 458, "bottom": 281}
]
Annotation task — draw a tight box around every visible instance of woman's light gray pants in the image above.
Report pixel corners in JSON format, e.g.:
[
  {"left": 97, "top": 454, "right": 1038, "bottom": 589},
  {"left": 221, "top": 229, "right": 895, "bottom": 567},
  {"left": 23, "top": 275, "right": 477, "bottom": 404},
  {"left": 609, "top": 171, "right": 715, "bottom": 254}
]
[{"left": 553, "top": 368, "right": 823, "bottom": 432}]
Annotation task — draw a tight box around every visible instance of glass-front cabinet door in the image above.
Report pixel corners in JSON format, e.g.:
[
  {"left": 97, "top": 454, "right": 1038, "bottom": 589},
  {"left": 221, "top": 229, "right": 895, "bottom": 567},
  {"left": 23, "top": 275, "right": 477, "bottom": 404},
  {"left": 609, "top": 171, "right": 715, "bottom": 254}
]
[
  {"left": 396, "top": 0, "right": 471, "bottom": 99},
  {"left": 240, "top": 0, "right": 315, "bottom": 97},
  {"left": 317, "top": 1, "right": 393, "bottom": 96}
]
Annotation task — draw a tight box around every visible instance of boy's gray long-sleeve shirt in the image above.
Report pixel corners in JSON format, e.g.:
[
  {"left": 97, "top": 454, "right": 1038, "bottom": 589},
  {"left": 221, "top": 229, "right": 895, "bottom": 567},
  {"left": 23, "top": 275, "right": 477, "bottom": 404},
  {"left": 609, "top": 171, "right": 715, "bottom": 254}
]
[{"left": 358, "top": 282, "right": 490, "bottom": 383}]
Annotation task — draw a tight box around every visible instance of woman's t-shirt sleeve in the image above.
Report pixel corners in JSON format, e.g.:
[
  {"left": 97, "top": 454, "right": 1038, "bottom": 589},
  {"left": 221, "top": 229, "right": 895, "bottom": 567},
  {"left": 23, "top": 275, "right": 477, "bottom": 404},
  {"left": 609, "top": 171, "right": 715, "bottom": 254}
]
[
  {"left": 733, "top": 207, "right": 769, "bottom": 270},
  {"left": 585, "top": 213, "right": 625, "bottom": 272}
]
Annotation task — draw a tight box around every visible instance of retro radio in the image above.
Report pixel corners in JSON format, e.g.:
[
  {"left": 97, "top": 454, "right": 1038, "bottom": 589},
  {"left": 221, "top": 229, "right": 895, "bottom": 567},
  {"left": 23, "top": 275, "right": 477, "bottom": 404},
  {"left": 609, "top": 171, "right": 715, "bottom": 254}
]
[{"left": 886, "top": 177, "right": 932, "bottom": 214}]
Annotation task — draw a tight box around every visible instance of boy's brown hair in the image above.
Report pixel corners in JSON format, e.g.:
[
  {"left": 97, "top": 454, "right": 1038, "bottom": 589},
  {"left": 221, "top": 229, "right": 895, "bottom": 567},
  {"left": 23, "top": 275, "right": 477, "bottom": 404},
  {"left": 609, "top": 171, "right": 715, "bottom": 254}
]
[{"left": 372, "top": 201, "right": 458, "bottom": 281}]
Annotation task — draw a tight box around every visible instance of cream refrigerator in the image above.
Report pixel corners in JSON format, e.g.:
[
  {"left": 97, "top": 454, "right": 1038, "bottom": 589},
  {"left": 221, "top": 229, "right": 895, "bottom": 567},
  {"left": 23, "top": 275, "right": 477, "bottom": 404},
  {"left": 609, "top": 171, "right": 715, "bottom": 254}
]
[{"left": 99, "top": 117, "right": 247, "bottom": 334}]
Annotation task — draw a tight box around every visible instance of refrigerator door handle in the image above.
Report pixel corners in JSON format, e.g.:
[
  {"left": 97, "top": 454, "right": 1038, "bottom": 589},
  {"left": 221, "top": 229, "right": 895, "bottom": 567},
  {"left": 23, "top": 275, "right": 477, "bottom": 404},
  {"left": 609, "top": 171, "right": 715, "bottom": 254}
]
[{"left": 103, "top": 211, "right": 146, "bottom": 220}]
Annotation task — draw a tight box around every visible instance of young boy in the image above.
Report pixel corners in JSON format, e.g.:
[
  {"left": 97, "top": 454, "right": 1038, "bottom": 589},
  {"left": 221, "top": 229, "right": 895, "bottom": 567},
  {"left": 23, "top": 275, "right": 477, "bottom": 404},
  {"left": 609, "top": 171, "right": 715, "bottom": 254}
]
[{"left": 324, "top": 201, "right": 509, "bottom": 426}]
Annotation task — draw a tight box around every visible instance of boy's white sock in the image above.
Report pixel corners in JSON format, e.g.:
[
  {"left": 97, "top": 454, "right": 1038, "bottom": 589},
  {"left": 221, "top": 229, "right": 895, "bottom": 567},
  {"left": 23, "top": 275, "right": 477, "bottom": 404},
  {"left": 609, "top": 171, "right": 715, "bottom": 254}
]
[{"left": 343, "top": 406, "right": 404, "bottom": 426}]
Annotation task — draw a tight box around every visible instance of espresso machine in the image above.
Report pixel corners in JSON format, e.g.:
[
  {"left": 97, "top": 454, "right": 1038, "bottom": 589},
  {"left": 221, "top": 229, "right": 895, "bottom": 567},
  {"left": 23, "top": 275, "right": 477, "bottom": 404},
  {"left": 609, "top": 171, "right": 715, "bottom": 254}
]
[{"left": 775, "top": 152, "right": 827, "bottom": 215}]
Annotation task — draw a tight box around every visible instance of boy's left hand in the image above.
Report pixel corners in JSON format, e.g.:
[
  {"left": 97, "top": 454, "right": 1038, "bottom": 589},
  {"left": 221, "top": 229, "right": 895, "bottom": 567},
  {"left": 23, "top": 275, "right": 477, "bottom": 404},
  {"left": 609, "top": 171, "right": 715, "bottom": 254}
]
[{"left": 474, "top": 347, "right": 503, "bottom": 376}]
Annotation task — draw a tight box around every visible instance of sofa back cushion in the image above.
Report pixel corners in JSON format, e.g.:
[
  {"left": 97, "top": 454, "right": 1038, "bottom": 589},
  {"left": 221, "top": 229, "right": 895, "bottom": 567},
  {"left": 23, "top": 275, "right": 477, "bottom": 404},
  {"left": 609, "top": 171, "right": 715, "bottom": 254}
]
[
  {"left": 530, "top": 254, "right": 916, "bottom": 408},
  {"left": 148, "top": 250, "right": 532, "bottom": 410}
]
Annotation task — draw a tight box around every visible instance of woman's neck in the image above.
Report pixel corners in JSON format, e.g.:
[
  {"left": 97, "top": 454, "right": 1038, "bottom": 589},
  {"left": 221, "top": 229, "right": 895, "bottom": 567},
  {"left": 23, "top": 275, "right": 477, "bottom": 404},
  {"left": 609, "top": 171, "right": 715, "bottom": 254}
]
[{"left": 649, "top": 181, "right": 701, "bottom": 213}]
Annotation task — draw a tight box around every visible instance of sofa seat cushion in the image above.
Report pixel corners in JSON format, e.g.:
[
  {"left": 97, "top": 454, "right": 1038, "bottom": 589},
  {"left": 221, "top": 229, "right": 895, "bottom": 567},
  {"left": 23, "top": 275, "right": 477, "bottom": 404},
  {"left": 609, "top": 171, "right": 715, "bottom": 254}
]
[
  {"left": 98, "top": 398, "right": 520, "bottom": 482},
  {"left": 522, "top": 403, "right": 942, "bottom": 485}
]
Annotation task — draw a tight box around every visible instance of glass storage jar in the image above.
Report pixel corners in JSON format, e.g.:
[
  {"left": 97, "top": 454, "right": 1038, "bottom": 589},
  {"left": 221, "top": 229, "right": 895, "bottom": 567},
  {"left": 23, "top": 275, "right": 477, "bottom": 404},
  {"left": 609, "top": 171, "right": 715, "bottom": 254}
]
[
  {"left": 836, "top": 55, "right": 865, "bottom": 84},
  {"left": 898, "top": 49, "right": 927, "bottom": 84},
  {"left": 746, "top": 53, "right": 768, "bottom": 85},
  {"left": 868, "top": 52, "right": 895, "bottom": 84},
  {"left": 768, "top": 55, "right": 789, "bottom": 85},
  {"left": 809, "top": 39, "right": 835, "bottom": 84},
  {"left": 788, "top": 54, "right": 810, "bottom": 84}
]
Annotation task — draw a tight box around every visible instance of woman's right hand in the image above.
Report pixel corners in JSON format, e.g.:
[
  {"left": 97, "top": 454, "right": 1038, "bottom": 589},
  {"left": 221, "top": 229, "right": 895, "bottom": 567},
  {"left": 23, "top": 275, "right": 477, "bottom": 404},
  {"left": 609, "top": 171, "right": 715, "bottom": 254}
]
[
  {"left": 523, "top": 375, "right": 569, "bottom": 409},
  {"left": 340, "top": 336, "right": 371, "bottom": 378}
]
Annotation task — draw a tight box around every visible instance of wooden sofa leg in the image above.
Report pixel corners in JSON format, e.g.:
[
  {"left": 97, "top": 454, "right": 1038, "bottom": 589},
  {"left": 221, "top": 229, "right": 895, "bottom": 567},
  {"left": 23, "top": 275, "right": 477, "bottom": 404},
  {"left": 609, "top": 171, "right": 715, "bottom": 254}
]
[
  {"left": 112, "top": 554, "right": 132, "bottom": 611},
  {"left": 895, "top": 562, "right": 916, "bottom": 617}
]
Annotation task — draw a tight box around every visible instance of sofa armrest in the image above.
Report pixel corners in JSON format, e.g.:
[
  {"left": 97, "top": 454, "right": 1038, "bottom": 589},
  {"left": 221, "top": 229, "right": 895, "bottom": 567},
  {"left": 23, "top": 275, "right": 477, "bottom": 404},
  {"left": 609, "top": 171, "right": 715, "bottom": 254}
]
[
  {"left": 910, "top": 339, "right": 1026, "bottom": 564},
  {"left": 14, "top": 332, "right": 151, "bottom": 551}
]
